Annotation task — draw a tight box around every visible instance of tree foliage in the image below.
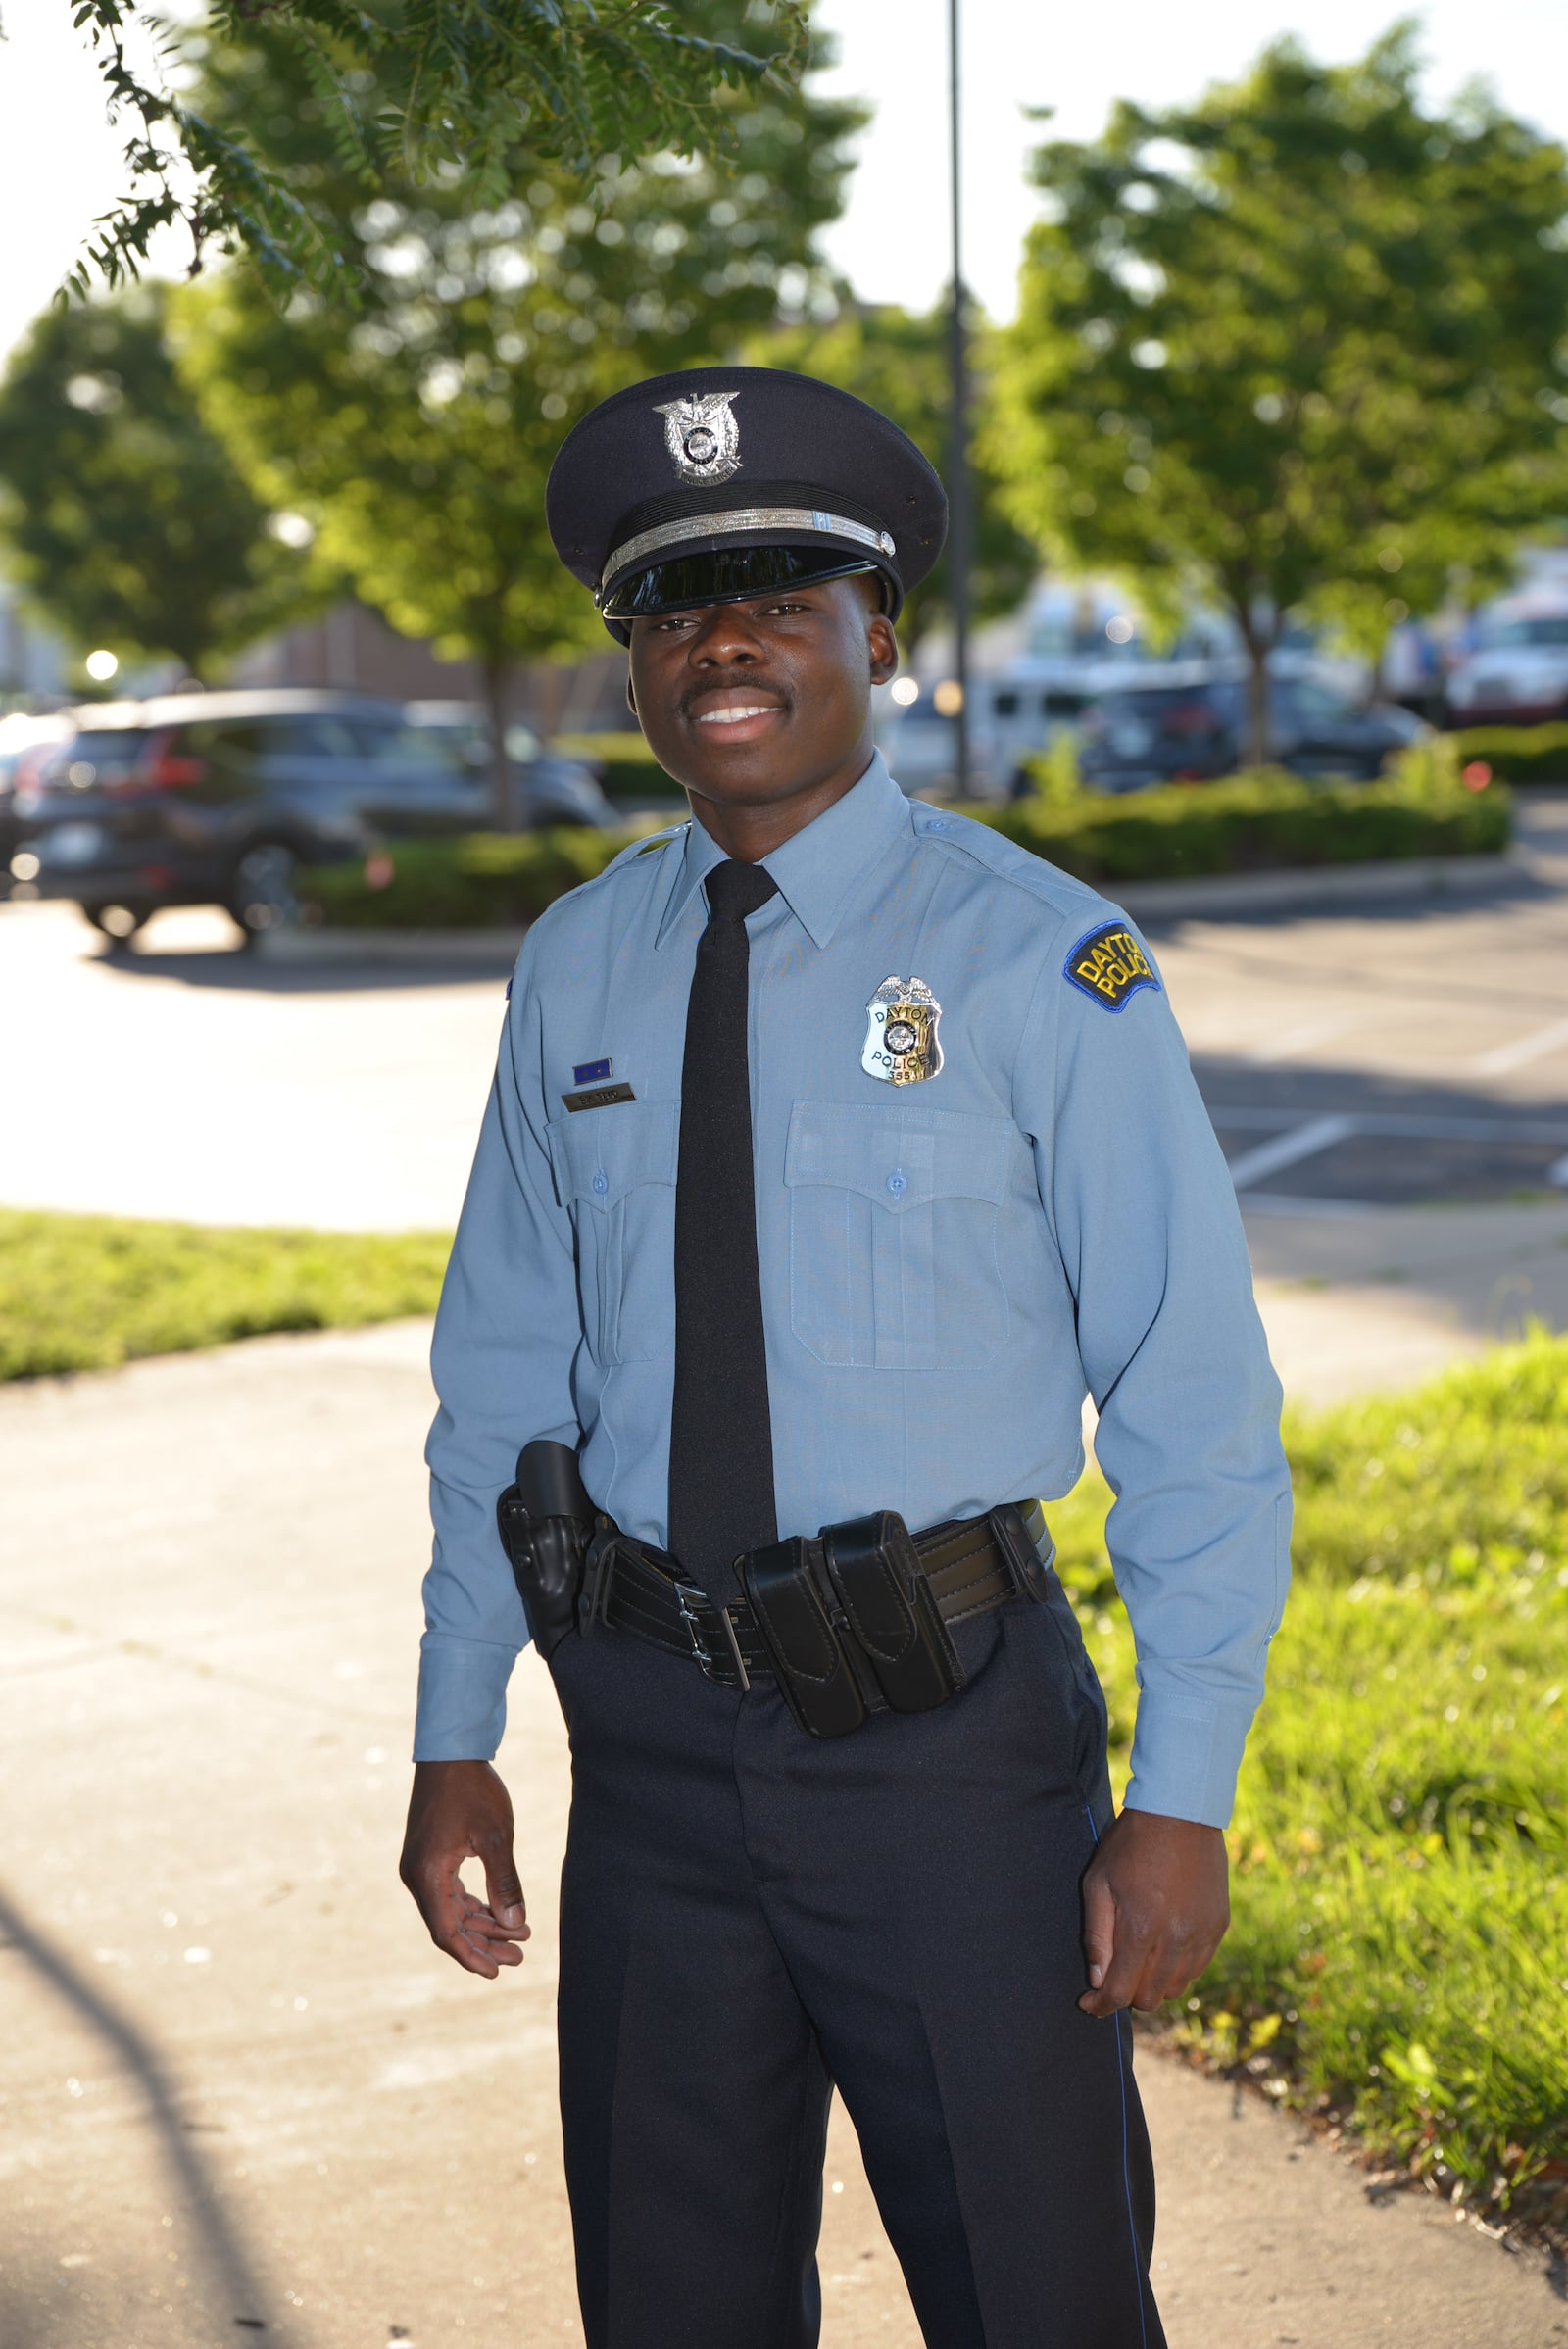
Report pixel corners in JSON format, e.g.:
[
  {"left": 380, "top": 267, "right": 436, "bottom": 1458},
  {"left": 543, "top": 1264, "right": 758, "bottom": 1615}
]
[
  {"left": 751, "top": 302, "right": 1037, "bottom": 655},
  {"left": 0, "top": 286, "right": 319, "bottom": 679},
  {"left": 990, "top": 26, "right": 1568, "bottom": 757},
  {"left": 68, "top": 0, "right": 807, "bottom": 301},
  {"left": 177, "top": 3, "right": 861, "bottom": 805}
]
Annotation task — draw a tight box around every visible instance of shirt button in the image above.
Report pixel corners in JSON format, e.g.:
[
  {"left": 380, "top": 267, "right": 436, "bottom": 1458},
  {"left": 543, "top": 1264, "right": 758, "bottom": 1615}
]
[
  {"left": 886, "top": 1169, "right": 906, "bottom": 1197},
  {"left": 592, "top": 1169, "right": 609, "bottom": 1195}
]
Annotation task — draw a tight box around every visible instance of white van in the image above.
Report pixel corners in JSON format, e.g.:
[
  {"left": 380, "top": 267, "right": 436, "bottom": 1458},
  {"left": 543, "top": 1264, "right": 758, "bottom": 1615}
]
[{"left": 876, "top": 663, "right": 1094, "bottom": 800}]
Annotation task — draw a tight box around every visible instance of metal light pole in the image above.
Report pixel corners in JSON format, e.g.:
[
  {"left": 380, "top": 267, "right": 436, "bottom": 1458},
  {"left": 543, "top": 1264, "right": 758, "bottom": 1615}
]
[{"left": 948, "top": 0, "right": 972, "bottom": 797}]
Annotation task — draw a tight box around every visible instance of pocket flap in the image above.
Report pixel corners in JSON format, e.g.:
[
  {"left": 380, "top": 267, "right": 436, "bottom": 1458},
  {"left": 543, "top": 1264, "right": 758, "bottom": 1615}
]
[
  {"left": 783, "top": 1101, "right": 1012, "bottom": 1213},
  {"left": 549, "top": 1099, "right": 678, "bottom": 1210}
]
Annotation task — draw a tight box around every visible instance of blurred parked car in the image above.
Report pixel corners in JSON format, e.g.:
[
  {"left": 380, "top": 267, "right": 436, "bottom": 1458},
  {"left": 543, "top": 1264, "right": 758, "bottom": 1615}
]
[
  {"left": 1445, "top": 602, "right": 1568, "bottom": 727},
  {"left": 1065, "top": 665, "right": 1426, "bottom": 795},
  {"left": 403, "top": 701, "right": 612, "bottom": 830},
  {"left": 6, "top": 688, "right": 610, "bottom": 943},
  {"left": 0, "top": 710, "right": 73, "bottom": 863}
]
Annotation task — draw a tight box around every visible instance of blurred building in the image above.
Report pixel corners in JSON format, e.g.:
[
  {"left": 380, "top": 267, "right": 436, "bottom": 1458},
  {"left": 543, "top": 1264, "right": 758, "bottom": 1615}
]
[
  {"left": 234, "top": 600, "right": 631, "bottom": 738},
  {"left": 0, "top": 580, "right": 69, "bottom": 705}
]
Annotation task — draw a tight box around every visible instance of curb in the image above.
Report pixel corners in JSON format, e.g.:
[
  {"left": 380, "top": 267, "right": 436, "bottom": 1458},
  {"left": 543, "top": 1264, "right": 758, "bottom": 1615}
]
[
  {"left": 1114, "top": 851, "right": 1519, "bottom": 919},
  {"left": 259, "top": 925, "right": 525, "bottom": 965}
]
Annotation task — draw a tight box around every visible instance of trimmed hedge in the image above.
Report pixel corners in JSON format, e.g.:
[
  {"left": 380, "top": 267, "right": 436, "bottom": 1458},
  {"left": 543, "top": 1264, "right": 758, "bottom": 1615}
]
[
  {"left": 304, "top": 825, "right": 633, "bottom": 928},
  {"left": 301, "top": 768, "right": 1510, "bottom": 928},
  {"left": 983, "top": 766, "right": 1510, "bottom": 886},
  {"left": 1448, "top": 724, "right": 1568, "bottom": 785}
]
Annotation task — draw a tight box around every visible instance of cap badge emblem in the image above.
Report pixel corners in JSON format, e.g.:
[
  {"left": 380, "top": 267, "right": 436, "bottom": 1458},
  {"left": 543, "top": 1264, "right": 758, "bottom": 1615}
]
[
  {"left": 653, "top": 391, "right": 742, "bottom": 486},
  {"left": 861, "top": 974, "right": 944, "bottom": 1086}
]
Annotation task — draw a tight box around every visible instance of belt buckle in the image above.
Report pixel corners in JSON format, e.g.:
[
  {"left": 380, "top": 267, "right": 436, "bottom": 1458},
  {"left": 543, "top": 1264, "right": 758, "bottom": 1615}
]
[
  {"left": 988, "top": 1503, "right": 1054, "bottom": 1604},
  {"left": 675, "top": 1582, "right": 751, "bottom": 1693}
]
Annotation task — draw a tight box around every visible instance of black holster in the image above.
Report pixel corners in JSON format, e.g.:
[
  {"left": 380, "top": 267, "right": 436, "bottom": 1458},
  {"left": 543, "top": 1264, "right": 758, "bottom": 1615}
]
[
  {"left": 738, "top": 1509, "right": 964, "bottom": 1739},
  {"left": 496, "top": 1440, "right": 594, "bottom": 1662}
]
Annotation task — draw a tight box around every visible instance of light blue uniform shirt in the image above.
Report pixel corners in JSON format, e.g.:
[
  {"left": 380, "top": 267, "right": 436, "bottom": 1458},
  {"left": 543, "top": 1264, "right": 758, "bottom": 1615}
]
[{"left": 417, "top": 753, "right": 1291, "bottom": 1827}]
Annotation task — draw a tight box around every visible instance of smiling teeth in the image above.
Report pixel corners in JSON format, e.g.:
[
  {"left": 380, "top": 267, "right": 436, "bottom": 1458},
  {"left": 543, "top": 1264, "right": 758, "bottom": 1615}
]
[{"left": 696, "top": 705, "right": 777, "bottom": 724}]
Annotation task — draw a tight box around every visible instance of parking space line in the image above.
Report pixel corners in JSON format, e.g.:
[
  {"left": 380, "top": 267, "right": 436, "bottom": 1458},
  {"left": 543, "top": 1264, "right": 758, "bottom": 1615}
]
[
  {"left": 1472, "top": 1014, "right": 1568, "bottom": 1076},
  {"left": 1225, "top": 1114, "right": 1358, "bottom": 1193}
]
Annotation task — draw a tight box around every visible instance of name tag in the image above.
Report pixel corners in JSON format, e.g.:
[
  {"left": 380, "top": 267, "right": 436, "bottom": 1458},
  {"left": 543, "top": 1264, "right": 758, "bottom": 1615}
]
[{"left": 563, "top": 1082, "right": 637, "bottom": 1113}]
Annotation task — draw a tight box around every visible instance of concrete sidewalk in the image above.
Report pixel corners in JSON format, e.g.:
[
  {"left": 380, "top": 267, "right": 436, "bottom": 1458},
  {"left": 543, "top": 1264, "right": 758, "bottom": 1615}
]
[
  {"left": 1, "top": 1306, "right": 1563, "bottom": 2348},
  {"left": 1244, "top": 1194, "right": 1568, "bottom": 1405}
]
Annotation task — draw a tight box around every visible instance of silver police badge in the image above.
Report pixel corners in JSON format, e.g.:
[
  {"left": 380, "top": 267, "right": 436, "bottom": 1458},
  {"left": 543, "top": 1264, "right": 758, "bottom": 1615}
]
[
  {"left": 861, "top": 974, "right": 944, "bottom": 1085},
  {"left": 653, "top": 390, "right": 743, "bottom": 486}
]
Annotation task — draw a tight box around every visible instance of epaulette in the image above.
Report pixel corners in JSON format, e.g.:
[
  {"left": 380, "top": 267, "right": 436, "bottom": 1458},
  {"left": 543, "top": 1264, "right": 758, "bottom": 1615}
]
[
  {"left": 906, "top": 800, "right": 1108, "bottom": 923},
  {"left": 586, "top": 821, "right": 687, "bottom": 882}
]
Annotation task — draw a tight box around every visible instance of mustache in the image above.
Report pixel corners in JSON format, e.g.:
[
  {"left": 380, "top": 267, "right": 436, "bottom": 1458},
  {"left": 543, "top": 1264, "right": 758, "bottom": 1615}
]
[{"left": 680, "top": 676, "right": 793, "bottom": 719}]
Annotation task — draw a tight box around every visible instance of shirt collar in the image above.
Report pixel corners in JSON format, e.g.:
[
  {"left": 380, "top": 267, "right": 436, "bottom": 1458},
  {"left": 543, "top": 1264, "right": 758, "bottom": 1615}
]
[{"left": 654, "top": 750, "right": 909, "bottom": 952}]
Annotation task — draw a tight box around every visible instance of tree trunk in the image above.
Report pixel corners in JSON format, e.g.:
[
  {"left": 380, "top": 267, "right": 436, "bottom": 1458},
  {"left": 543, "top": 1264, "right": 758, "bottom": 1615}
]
[
  {"left": 479, "top": 653, "right": 515, "bottom": 831},
  {"left": 1232, "top": 603, "right": 1274, "bottom": 770},
  {"left": 1246, "top": 646, "right": 1270, "bottom": 770},
  {"left": 1368, "top": 630, "right": 1390, "bottom": 709}
]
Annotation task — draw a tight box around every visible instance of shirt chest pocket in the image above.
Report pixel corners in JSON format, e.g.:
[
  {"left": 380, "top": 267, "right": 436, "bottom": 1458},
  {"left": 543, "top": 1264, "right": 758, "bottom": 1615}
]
[
  {"left": 548, "top": 1101, "right": 678, "bottom": 1365},
  {"left": 783, "top": 1101, "right": 1014, "bottom": 1371}
]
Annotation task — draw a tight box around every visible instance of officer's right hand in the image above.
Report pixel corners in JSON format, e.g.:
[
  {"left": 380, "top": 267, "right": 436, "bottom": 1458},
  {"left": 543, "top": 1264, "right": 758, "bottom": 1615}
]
[{"left": 399, "top": 1759, "right": 531, "bottom": 1979}]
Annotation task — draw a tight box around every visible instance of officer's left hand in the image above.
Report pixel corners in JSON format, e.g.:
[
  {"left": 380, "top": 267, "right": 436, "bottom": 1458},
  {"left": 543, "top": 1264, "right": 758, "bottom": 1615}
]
[{"left": 1078, "top": 1809, "right": 1229, "bottom": 2017}]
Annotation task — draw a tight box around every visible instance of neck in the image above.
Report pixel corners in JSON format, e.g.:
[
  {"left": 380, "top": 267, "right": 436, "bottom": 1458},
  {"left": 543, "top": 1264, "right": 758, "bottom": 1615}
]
[{"left": 685, "top": 744, "right": 875, "bottom": 863}]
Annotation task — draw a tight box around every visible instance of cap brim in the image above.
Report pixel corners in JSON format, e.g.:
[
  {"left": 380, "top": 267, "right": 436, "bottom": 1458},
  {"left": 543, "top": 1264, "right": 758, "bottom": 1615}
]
[{"left": 602, "top": 544, "right": 885, "bottom": 621}]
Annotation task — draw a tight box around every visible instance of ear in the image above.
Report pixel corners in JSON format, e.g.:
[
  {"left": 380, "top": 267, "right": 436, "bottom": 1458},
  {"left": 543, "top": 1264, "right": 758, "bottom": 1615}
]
[
  {"left": 867, "top": 612, "right": 900, "bottom": 691},
  {"left": 625, "top": 673, "right": 638, "bottom": 717}
]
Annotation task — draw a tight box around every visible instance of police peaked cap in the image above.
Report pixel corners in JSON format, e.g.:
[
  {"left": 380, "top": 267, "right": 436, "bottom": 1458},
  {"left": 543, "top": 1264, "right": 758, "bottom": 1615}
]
[{"left": 545, "top": 367, "right": 949, "bottom": 643}]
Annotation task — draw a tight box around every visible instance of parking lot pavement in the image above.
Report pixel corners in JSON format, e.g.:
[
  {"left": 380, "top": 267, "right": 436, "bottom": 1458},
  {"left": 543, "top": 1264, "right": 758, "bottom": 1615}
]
[
  {"left": 4, "top": 1322, "right": 1564, "bottom": 2349},
  {"left": 0, "top": 902, "right": 514, "bottom": 1232},
  {"left": 4, "top": 797, "right": 1567, "bottom": 1244},
  {"left": 1154, "top": 796, "right": 1568, "bottom": 1216}
]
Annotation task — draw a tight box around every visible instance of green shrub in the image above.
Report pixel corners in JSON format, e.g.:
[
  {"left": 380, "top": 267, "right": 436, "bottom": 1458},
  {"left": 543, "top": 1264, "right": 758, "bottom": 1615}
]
[
  {"left": 1447, "top": 724, "right": 1568, "bottom": 785},
  {"left": 302, "top": 825, "right": 643, "bottom": 928},
  {"left": 0, "top": 1210, "right": 451, "bottom": 1379},
  {"left": 989, "top": 763, "right": 1510, "bottom": 883},
  {"left": 1053, "top": 1330, "right": 1568, "bottom": 2226},
  {"left": 1026, "top": 731, "right": 1085, "bottom": 808},
  {"left": 304, "top": 764, "right": 1512, "bottom": 929}
]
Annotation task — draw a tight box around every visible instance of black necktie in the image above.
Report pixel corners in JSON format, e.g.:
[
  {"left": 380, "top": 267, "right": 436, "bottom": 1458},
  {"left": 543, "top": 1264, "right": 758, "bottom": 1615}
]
[{"left": 667, "top": 858, "right": 780, "bottom": 1600}]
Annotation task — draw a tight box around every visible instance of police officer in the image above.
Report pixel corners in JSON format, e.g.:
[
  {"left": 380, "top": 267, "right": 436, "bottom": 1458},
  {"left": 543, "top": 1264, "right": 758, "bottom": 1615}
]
[{"left": 400, "top": 368, "right": 1292, "bottom": 2349}]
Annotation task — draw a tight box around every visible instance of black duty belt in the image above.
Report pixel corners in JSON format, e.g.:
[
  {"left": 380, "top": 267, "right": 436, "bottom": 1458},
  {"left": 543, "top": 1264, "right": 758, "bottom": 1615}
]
[
  {"left": 578, "top": 1500, "right": 1054, "bottom": 1738},
  {"left": 497, "top": 1442, "right": 1056, "bottom": 1742}
]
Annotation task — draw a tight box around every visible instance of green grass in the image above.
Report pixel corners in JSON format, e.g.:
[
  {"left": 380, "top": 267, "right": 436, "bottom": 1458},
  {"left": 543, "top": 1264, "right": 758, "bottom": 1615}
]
[
  {"left": 1054, "top": 1330, "right": 1568, "bottom": 2232},
  {"left": 0, "top": 1209, "right": 451, "bottom": 1380}
]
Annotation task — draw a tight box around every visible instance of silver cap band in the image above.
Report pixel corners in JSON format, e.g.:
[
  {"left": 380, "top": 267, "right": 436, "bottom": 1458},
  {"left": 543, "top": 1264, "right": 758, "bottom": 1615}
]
[{"left": 601, "top": 506, "right": 897, "bottom": 600}]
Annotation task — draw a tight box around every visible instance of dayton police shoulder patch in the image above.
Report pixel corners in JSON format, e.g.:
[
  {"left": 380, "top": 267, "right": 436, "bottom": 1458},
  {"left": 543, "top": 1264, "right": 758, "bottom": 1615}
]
[{"left": 1062, "top": 920, "right": 1160, "bottom": 1012}]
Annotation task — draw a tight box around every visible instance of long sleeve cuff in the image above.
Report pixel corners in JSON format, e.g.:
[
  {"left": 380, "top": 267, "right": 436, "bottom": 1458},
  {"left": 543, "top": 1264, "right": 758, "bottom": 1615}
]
[
  {"left": 1121, "top": 1681, "right": 1258, "bottom": 1830},
  {"left": 412, "top": 1631, "right": 519, "bottom": 1762}
]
